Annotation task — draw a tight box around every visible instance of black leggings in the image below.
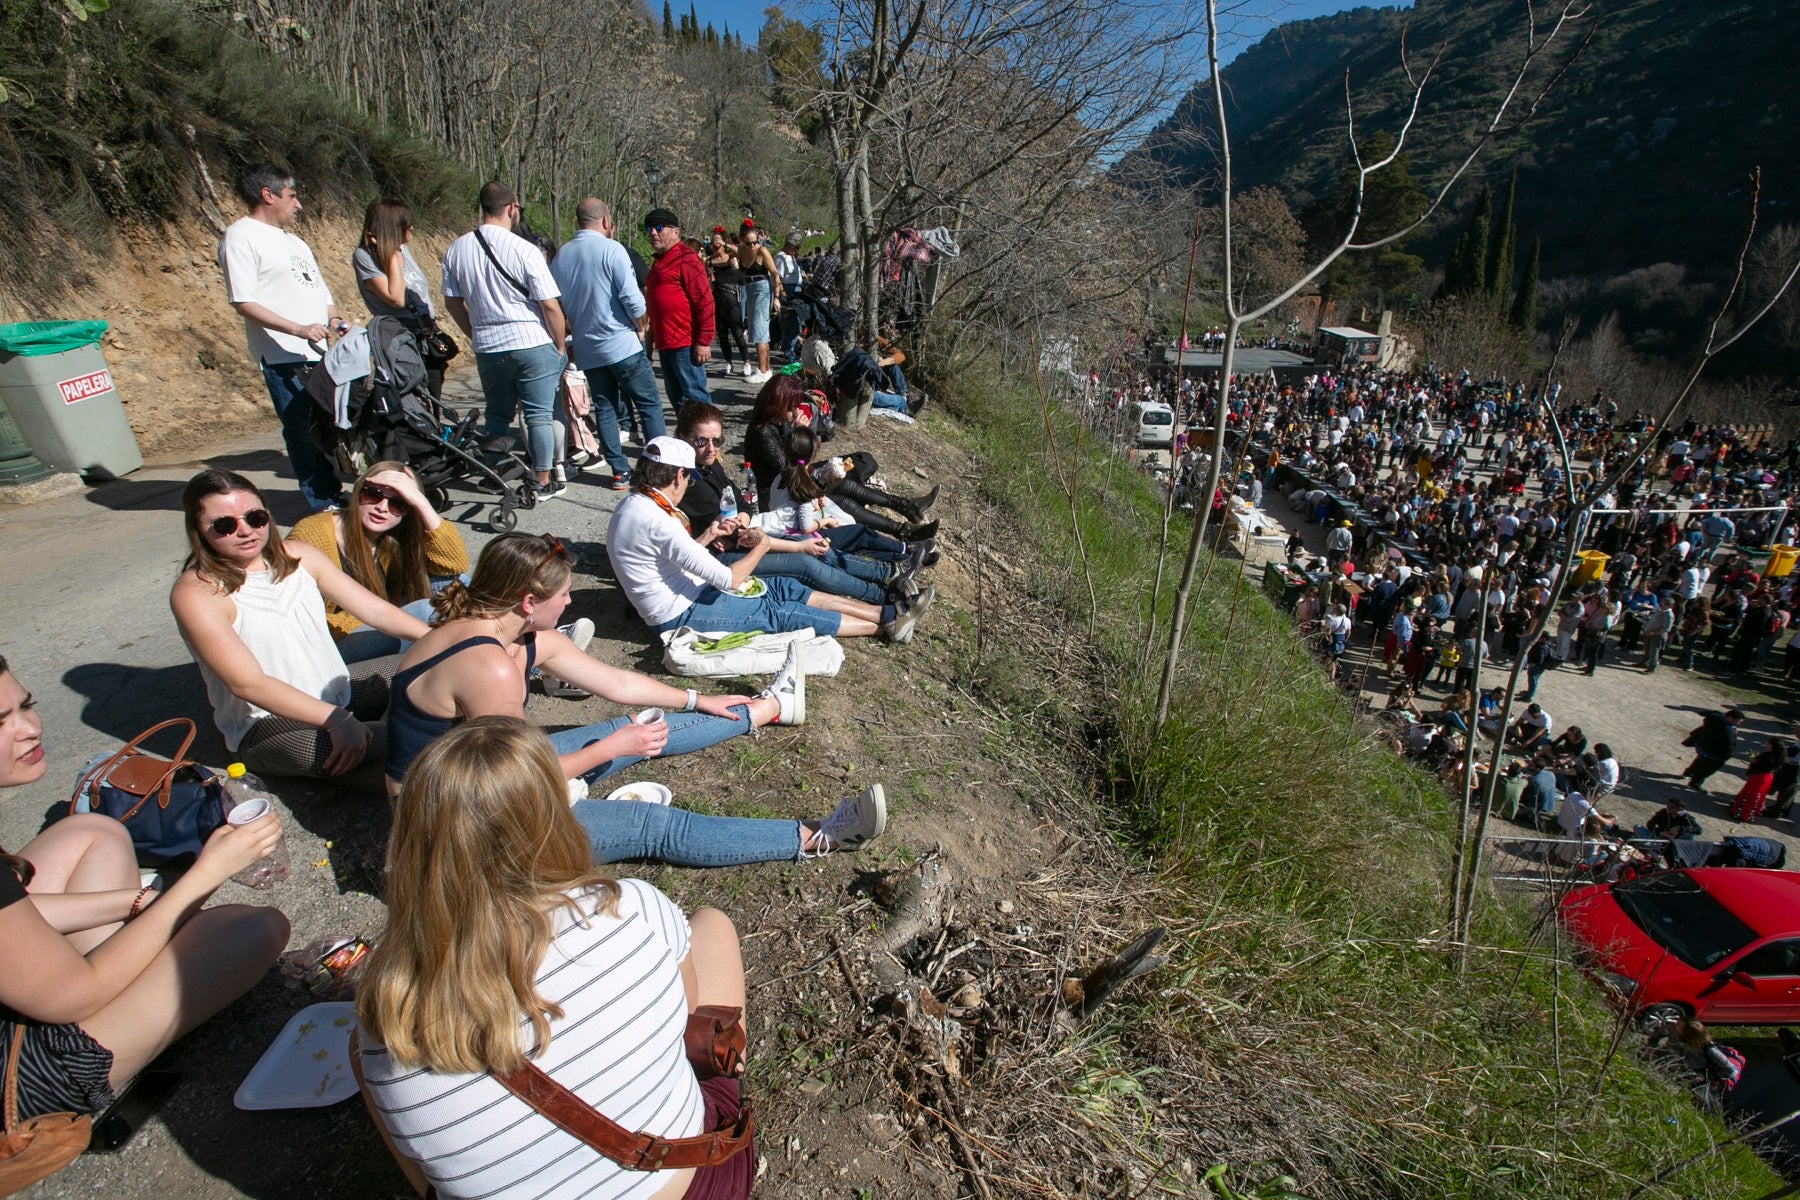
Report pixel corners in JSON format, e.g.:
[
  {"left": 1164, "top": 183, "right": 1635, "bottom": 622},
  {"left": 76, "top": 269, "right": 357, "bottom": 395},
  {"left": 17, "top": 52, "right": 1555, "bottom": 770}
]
[
  {"left": 235, "top": 660, "right": 393, "bottom": 793},
  {"left": 713, "top": 288, "right": 749, "bottom": 364}
]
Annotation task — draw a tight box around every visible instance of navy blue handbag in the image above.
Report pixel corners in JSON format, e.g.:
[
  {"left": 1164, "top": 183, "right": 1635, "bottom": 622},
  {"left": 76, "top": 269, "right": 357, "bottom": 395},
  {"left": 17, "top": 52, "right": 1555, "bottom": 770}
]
[{"left": 69, "top": 719, "right": 229, "bottom": 868}]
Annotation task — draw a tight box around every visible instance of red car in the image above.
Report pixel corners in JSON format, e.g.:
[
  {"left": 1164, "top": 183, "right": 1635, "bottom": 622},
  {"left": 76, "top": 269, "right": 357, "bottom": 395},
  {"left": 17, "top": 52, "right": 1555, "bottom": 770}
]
[{"left": 1559, "top": 867, "right": 1800, "bottom": 1027}]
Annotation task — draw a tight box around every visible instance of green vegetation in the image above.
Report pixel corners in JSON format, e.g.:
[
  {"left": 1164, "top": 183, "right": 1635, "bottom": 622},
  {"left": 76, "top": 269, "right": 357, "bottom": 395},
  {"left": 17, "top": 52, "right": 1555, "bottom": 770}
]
[
  {"left": 0, "top": 0, "right": 473, "bottom": 297},
  {"left": 945, "top": 366, "right": 1781, "bottom": 1197},
  {"left": 1127, "top": 0, "right": 1800, "bottom": 369}
]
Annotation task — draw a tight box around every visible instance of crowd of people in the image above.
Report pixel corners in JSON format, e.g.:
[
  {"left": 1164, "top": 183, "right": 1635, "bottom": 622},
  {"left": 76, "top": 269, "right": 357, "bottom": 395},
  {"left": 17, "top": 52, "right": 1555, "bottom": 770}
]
[{"left": 0, "top": 163, "right": 959, "bottom": 1200}]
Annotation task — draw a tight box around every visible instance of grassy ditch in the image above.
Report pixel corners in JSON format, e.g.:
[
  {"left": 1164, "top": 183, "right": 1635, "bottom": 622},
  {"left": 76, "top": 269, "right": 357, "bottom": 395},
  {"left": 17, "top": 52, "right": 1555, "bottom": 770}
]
[{"left": 945, "top": 368, "right": 1780, "bottom": 1198}]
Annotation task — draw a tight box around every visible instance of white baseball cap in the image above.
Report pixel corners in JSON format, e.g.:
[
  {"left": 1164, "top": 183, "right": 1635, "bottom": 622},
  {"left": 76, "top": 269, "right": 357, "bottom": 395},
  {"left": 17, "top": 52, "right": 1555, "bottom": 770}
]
[{"left": 642, "top": 435, "right": 696, "bottom": 470}]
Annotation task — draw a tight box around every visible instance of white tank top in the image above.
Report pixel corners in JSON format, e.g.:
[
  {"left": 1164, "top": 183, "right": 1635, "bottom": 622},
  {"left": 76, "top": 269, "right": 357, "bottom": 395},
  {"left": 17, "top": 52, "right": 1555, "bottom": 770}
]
[{"left": 190, "top": 565, "right": 351, "bottom": 750}]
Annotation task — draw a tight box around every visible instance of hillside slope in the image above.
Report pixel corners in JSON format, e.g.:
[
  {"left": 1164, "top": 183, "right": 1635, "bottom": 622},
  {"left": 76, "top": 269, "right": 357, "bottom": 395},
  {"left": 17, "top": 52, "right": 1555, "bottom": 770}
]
[{"left": 1127, "top": 0, "right": 1800, "bottom": 284}]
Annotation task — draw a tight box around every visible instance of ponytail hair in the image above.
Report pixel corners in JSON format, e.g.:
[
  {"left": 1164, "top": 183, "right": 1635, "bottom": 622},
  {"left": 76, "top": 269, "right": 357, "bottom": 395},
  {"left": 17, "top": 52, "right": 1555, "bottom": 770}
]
[
  {"left": 433, "top": 533, "right": 571, "bottom": 623},
  {"left": 780, "top": 425, "right": 826, "bottom": 503}
]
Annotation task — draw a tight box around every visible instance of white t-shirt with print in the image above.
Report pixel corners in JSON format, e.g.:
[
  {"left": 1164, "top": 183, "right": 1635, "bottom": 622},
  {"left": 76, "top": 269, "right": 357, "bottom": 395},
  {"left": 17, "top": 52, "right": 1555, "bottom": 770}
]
[{"left": 218, "top": 216, "right": 334, "bottom": 364}]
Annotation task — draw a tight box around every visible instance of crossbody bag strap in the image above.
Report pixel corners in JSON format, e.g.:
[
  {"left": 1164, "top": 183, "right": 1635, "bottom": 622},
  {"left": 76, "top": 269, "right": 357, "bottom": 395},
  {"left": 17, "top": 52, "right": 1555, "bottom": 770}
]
[
  {"left": 490, "top": 1057, "right": 753, "bottom": 1173},
  {"left": 473, "top": 227, "right": 532, "bottom": 299},
  {"left": 4, "top": 1024, "right": 26, "bottom": 1136}
]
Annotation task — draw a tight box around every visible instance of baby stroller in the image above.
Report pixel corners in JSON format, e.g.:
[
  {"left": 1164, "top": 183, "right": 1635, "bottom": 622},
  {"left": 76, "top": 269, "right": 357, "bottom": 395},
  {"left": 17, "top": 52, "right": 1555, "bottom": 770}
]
[{"left": 307, "top": 316, "right": 538, "bottom": 530}]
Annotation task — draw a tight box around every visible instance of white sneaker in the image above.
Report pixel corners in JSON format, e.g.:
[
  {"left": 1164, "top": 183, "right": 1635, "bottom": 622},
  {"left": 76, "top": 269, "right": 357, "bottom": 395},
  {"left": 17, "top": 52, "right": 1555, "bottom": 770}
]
[
  {"left": 739, "top": 363, "right": 755, "bottom": 378},
  {"left": 808, "top": 784, "right": 887, "bottom": 855},
  {"left": 760, "top": 640, "right": 806, "bottom": 725},
  {"left": 545, "top": 619, "right": 595, "bottom": 698}
]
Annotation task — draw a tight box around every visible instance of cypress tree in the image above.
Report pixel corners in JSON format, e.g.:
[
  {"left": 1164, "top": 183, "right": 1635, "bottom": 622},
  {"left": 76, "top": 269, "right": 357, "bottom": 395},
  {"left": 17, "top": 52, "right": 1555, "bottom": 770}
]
[
  {"left": 662, "top": 0, "right": 673, "bottom": 39},
  {"left": 1485, "top": 169, "right": 1517, "bottom": 313},
  {"left": 1509, "top": 236, "right": 1540, "bottom": 333},
  {"left": 1438, "top": 185, "right": 1491, "bottom": 299},
  {"left": 688, "top": 2, "right": 699, "bottom": 42}
]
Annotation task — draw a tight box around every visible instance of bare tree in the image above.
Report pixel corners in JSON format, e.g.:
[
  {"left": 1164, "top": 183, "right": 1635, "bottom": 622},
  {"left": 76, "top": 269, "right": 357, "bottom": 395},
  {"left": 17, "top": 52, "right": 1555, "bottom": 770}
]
[{"left": 1151, "top": 0, "right": 1595, "bottom": 728}]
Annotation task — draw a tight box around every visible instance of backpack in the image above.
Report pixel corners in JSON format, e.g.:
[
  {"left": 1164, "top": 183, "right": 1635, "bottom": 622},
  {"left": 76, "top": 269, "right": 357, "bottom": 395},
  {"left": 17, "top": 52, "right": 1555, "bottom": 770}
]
[{"left": 830, "top": 346, "right": 884, "bottom": 398}]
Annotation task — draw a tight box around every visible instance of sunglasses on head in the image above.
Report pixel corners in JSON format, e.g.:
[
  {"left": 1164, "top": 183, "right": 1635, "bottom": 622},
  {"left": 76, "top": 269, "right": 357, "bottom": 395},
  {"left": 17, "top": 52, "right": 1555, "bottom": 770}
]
[
  {"left": 359, "top": 482, "right": 402, "bottom": 506},
  {"left": 206, "top": 509, "right": 271, "bottom": 537},
  {"left": 533, "top": 533, "right": 568, "bottom": 571}
]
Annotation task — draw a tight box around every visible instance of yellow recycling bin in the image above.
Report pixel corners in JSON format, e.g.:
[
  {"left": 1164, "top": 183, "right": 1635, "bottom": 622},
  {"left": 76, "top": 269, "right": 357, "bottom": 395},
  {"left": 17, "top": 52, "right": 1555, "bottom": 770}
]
[
  {"left": 1571, "top": 550, "right": 1609, "bottom": 586},
  {"left": 1767, "top": 545, "right": 1799, "bottom": 579}
]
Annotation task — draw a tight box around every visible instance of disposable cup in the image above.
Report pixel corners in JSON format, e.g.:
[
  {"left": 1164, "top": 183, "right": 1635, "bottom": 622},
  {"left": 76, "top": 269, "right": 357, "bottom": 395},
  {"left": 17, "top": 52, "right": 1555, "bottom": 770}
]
[
  {"left": 227, "top": 799, "right": 291, "bottom": 890},
  {"left": 635, "top": 708, "right": 666, "bottom": 726}
]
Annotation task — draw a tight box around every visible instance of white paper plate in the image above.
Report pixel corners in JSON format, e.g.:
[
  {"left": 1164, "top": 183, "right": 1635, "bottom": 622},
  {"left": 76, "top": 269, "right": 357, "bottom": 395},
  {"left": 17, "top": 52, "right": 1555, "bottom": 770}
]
[
  {"left": 606, "top": 781, "right": 673, "bottom": 806},
  {"left": 234, "top": 1002, "right": 359, "bottom": 1110}
]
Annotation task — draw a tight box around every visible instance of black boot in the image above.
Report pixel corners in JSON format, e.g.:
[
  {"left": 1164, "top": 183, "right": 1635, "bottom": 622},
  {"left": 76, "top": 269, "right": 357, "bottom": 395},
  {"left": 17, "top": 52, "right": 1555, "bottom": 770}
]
[
  {"left": 902, "top": 518, "right": 939, "bottom": 542},
  {"left": 894, "top": 484, "right": 939, "bottom": 523}
]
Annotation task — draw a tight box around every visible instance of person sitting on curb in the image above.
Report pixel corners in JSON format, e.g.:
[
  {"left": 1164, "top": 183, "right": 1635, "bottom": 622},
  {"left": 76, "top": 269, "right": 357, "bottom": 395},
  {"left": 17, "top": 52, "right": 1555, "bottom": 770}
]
[
  {"left": 606, "top": 436, "right": 924, "bottom": 643},
  {"left": 0, "top": 653, "right": 289, "bottom": 1134}
]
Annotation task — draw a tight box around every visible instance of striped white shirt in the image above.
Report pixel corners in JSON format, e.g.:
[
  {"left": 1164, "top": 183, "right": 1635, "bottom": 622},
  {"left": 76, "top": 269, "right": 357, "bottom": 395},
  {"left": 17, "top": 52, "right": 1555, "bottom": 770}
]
[
  {"left": 441, "top": 225, "right": 559, "bottom": 354},
  {"left": 359, "top": 879, "right": 702, "bottom": 1200}
]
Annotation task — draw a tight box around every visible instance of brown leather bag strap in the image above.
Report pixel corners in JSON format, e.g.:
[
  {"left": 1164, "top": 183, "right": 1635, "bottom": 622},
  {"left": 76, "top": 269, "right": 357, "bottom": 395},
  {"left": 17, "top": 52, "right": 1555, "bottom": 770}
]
[
  {"left": 4, "top": 1024, "right": 25, "bottom": 1135},
  {"left": 68, "top": 718, "right": 199, "bottom": 819},
  {"left": 490, "top": 1057, "right": 753, "bottom": 1173}
]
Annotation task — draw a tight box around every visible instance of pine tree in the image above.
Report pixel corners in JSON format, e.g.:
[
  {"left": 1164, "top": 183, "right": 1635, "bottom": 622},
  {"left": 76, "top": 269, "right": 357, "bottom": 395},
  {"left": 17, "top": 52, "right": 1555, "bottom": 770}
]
[
  {"left": 1509, "top": 236, "right": 1540, "bottom": 333},
  {"left": 662, "top": 0, "right": 673, "bottom": 39},
  {"left": 1438, "top": 185, "right": 1491, "bottom": 300},
  {"left": 1485, "top": 169, "right": 1517, "bottom": 313}
]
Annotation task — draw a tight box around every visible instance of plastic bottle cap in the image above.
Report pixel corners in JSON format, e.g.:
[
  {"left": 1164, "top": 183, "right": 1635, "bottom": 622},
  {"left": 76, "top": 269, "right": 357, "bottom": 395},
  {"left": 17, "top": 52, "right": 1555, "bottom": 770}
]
[{"left": 228, "top": 763, "right": 247, "bottom": 778}]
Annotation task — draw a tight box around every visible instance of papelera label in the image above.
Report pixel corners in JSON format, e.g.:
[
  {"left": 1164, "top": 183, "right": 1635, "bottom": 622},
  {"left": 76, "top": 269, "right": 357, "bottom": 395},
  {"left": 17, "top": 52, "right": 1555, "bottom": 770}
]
[{"left": 56, "top": 368, "right": 114, "bottom": 405}]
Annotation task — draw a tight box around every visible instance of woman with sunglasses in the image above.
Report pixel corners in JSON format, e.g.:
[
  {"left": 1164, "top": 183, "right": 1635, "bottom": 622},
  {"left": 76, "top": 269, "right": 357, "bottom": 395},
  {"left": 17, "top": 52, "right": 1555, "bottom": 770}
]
[
  {"left": 287, "top": 462, "right": 470, "bottom": 663},
  {"left": 0, "top": 653, "right": 288, "bottom": 1132},
  {"left": 171, "top": 469, "right": 432, "bottom": 789}
]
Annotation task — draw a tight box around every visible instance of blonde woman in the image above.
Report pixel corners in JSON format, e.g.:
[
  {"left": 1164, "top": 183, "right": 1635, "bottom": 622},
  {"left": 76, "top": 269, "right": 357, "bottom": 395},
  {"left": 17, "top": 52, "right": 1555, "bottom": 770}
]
[
  {"left": 287, "top": 462, "right": 469, "bottom": 663},
  {"left": 355, "top": 718, "right": 756, "bottom": 1199},
  {"left": 0, "top": 654, "right": 287, "bottom": 1127}
]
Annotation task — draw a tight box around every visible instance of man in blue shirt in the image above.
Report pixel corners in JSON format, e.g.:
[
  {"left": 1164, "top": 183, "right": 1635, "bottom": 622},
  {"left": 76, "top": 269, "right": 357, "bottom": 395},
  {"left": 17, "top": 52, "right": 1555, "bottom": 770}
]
[{"left": 550, "top": 197, "right": 661, "bottom": 490}]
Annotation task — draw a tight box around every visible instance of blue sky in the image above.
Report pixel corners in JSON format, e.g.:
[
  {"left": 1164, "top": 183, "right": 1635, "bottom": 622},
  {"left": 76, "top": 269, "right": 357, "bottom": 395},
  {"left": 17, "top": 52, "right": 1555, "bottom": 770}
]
[{"left": 674, "top": 1, "right": 1411, "bottom": 70}]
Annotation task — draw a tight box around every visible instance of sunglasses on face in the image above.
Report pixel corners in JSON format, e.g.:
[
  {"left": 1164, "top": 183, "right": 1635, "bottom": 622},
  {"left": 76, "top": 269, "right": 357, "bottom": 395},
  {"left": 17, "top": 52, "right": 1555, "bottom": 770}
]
[
  {"left": 689, "top": 435, "right": 723, "bottom": 447},
  {"left": 206, "top": 509, "right": 271, "bottom": 537},
  {"left": 645, "top": 223, "right": 671, "bottom": 234},
  {"left": 359, "top": 482, "right": 402, "bottom": 506}
]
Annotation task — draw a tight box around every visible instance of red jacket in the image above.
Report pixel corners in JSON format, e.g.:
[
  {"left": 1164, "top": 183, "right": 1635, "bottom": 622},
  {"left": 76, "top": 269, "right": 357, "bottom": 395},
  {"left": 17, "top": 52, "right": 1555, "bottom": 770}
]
[{"left": 644, "top": 241, "right": 715, "bottom": 353}]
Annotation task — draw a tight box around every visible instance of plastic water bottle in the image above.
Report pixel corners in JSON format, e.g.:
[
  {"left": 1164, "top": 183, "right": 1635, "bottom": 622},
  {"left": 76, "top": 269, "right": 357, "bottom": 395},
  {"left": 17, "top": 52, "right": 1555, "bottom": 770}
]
[
  {"left": 222, "top": 763, "right": 290, "bottom": 889},
  {"left": 740, "top": 462, "right": 759, "bottom": 516},
  {"left": 718, "top": 485, "right": 738, "bottom": 523}
]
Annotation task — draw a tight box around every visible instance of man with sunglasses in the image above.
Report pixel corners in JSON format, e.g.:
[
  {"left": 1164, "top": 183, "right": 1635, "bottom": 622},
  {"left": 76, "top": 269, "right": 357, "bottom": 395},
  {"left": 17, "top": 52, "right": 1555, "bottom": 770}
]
[
  {"left": 549, "top": 197, "right": 659, "bottom": 490},
  {"left": 218, "top": 162, "right": 347, "bottom": 513},
  {"left": 441, "top": 182, "right": 569, "bottom": 502},
  {"left": 640, "top": 208, "right": 715, "bottom": 410}
]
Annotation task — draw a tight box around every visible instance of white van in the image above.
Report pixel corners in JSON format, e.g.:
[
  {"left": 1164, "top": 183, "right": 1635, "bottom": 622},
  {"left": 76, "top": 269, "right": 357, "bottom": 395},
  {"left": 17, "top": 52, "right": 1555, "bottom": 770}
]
[{"left": 1133, "top": 400, "right": 1175, "bottom": 447}]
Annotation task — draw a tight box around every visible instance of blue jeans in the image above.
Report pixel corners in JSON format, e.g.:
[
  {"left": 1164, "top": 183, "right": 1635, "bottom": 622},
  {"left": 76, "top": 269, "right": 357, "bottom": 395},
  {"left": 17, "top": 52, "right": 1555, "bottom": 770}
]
[
  {"left": 584, "top": 353, "right": 665, "bottom": 475},
  {"left": 823, "top": 525, "right": 907, "bottom": 561},
  {"left": 260, "top": 360, "right": 340, "bottom": 512},
  {"left": 475, "top": 343, "right": 564, "bottom": 473},
  {"left": 658, "top": 348, "right": 711, "bottom": 409},
  {"left": 652, "top": 576, "right": 843, "bottom": 637},
  {"left": 882, "top": 363, "right": 908, "bottom": 396},
  {"left": 744, "top": 278, "right": 771, "bottom": 345},
  {"left": 721, "top": 547, "right": 888, "bottom": 605},
  {"left": 547, "top": 704, "right": 755, "bottom": 783},
  {"left": 570, "top": 798, "right": 800, "bottom": 866},
  {"left": 873, "top": 390, "right": 908, "bottom": 412},
  {"left": 337, "top": 596, "right": 439, "bottom": 664}
]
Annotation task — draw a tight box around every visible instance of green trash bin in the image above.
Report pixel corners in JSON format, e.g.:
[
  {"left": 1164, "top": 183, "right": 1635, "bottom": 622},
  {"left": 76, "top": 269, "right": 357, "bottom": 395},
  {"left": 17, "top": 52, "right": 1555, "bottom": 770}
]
[{"left": 0, "top": 320, "right": 142, "bottom": 480}]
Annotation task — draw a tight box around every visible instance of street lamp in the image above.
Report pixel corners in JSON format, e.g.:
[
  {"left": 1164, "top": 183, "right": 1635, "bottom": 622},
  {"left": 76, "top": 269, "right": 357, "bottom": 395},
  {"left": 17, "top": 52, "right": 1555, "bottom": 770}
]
[{"left": 643, "top": 160, "right": 663, "bottom": 210}]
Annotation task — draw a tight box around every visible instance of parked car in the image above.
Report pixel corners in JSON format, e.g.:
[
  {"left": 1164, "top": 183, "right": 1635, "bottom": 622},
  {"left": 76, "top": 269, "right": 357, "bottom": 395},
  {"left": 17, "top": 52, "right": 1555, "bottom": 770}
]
[
  {"left": 1559, "top": 868, "right": 1800, "bottom": 1028},
  {"left": 1132, "top": 400, "right": 1174, "bottom": 447}
]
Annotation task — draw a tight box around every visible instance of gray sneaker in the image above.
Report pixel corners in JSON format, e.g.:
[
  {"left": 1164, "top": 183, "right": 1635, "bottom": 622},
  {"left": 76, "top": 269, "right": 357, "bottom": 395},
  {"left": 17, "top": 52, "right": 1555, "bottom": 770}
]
[
  {"left": 882, "top": 586, "right": 934, "bottom": 644},
  {"left": 809, "top": 784, "right": 887, "bottom": 854}
]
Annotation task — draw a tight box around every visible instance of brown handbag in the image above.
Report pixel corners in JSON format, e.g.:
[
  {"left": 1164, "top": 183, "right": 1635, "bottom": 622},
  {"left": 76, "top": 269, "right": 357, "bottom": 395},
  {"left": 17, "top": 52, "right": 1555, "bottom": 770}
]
[
  {"left": 0, "top": 1028, "right": 91, "bottom": 1197},
  {"left": 491, "top": 1006, "right": 752, "bottom": 1172}
]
